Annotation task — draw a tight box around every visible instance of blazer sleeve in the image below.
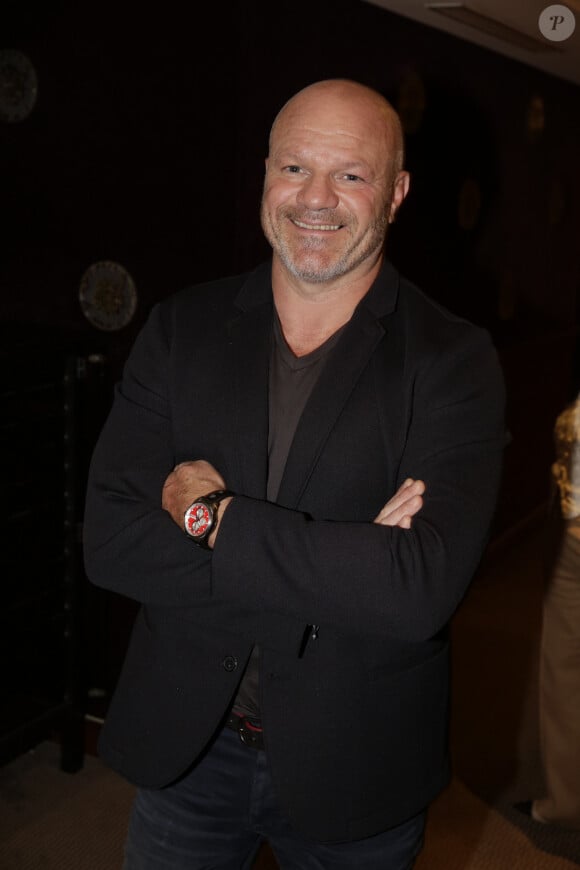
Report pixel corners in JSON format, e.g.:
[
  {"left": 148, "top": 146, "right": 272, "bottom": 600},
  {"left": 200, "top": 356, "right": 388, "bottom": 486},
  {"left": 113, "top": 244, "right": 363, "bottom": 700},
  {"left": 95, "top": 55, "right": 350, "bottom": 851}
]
[
  {"left": 83, "top": 302, "right": 216, "bottom": 605},
  {"left": 211, "top": 324, "right": 506, "bottom": 643}
]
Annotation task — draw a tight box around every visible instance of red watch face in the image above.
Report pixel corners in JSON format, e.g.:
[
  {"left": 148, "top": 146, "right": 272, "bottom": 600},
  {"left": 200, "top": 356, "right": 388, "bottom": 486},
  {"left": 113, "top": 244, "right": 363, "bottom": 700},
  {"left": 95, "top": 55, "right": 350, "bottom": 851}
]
[{"left": 185, "top": 503, "right": 211, "bottom": 537}]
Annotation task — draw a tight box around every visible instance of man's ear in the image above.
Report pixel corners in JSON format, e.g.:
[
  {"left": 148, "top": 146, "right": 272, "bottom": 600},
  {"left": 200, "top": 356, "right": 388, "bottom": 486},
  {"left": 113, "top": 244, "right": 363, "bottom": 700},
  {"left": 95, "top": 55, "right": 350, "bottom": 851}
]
[{"left": 388, "top": 171, "right": 410, "bottom": 224}]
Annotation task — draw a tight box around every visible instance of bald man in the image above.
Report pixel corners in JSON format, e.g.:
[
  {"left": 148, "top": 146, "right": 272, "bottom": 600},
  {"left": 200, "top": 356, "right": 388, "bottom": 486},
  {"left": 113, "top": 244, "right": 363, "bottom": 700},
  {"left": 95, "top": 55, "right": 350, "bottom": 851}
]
[{"left": 84, "top": 80, "right": 505, "bottom": 868}]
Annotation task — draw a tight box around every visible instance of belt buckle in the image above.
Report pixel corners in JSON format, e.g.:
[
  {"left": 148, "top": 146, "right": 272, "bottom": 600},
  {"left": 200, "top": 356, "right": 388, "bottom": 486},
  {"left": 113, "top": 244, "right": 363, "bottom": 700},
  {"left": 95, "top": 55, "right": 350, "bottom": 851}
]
[{"left": 237, "top": 716, "right": 264, "bottom": 750}]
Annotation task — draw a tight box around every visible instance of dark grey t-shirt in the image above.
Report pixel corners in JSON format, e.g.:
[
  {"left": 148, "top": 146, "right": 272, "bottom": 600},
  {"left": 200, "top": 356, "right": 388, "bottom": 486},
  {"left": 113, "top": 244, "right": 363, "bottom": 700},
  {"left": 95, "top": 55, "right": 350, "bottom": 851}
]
[{"left": 231, "top": 313, "right": 346, "bottom": 720}]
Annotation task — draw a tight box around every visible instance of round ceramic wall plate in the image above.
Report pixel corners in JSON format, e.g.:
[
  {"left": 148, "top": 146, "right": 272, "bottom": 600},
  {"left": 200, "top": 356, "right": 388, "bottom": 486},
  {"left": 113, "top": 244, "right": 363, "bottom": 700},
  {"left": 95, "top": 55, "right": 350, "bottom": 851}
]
[
  {"left": 0, "top": 50, "right": 38, "bottom": 122},
  {"left": 79, "top": 260, "right": 138, "bottom": 331}
]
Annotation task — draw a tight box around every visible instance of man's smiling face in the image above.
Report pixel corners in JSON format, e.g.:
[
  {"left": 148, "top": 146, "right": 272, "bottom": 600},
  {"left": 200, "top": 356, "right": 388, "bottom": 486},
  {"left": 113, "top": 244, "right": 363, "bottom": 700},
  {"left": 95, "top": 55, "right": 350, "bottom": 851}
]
[{"left": 260, "top": 81, "right": 408, "bottom": 287}]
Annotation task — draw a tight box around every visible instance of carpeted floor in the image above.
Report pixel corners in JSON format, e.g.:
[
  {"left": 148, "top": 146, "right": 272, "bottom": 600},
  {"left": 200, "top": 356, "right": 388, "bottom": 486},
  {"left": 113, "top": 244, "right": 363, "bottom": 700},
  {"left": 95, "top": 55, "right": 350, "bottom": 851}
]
[
  {"left": 0, "top": 741, "right": 578, "bottom": 870},
  {"left": 0, "top": 741, "right": 134, "bottom": 870},
  {"left": 1, "top": 520, "right": 579, "bottom": 869}
]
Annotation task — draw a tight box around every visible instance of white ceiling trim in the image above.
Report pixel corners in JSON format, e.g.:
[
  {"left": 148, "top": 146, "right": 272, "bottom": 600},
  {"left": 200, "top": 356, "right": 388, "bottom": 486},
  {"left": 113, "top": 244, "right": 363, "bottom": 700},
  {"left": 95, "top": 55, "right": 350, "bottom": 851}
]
[{"left": 364, "top": 0, "right": 580, "bottom": 86}]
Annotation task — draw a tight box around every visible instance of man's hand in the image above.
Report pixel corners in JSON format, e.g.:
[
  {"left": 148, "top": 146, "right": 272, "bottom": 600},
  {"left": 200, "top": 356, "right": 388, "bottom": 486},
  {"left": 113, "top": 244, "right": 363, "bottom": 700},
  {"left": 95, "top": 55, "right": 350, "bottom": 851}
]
[
  {"left": 162, "top": 460, "right": 232, "bottom": 546},
  {"left": 374, "top": 479, "right": 425, "bottom": 529}
]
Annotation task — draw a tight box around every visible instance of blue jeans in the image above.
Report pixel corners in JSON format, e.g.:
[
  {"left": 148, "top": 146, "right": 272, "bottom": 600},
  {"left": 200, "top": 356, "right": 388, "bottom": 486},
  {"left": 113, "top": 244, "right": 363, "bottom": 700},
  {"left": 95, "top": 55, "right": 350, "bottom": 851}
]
[{"left": 123, "top": 725, "right": 425, "bottom": 869}]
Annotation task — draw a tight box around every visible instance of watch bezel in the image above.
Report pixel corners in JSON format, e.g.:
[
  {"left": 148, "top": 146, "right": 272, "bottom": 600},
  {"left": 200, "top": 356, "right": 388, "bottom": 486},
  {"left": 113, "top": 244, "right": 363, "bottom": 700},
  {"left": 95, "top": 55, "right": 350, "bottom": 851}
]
[
  {"left": 184, "top": 497, "right": 215, "bottom": 546},
  {"left": 183, "top": 489, "right": 234, "bottom": 548}
]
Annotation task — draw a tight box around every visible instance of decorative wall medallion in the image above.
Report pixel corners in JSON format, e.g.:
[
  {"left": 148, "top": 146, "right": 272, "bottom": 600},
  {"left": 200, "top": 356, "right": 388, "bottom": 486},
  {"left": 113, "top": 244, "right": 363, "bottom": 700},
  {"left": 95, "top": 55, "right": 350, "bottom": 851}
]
[
  {"left": 79, "top": 261, "right": 137, "bottom": 331},
  {"left": 397, "top": 70, "right": 426, "bottom": 135},
  {"left": 0, "top": 50, "right": 38, "bottom": 122},
  {"left": 457, "top": 178, "right": 481, "bottom": 231}
]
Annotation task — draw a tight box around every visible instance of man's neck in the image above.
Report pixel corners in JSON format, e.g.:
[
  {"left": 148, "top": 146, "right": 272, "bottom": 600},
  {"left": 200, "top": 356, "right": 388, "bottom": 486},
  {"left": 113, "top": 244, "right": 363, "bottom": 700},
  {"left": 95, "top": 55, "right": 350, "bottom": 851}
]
[{"left": 271, "top": 257, "right": 382, "bottom": 357}]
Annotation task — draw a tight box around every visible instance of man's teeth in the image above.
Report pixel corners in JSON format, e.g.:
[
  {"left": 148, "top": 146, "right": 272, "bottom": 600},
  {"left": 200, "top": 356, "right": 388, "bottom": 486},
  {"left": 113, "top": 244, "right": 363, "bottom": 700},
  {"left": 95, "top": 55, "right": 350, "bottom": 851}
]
[{"left": 293, "top": 219, "right": 341, "bottom": 231}]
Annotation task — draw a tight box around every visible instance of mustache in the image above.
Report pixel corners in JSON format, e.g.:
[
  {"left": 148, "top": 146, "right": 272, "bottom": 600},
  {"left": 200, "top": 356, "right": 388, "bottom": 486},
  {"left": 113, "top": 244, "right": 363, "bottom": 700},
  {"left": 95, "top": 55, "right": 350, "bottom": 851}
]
[{"left": 282, "top": 207, "right": 349, "bottom": 226}]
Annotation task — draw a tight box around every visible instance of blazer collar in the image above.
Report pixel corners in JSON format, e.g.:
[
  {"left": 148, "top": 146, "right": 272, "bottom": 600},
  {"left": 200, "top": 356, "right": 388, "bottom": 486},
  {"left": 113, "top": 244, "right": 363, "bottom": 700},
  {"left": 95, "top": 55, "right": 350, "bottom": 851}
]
[
  {"left": 233, "top": 260, "right": 274, "bottom": 312},
  {"left": 233, "top": 257, "right": 400, "bottom": 319},
  {"left": 356, "top": 257, "right": 400, "bottom": 321}
]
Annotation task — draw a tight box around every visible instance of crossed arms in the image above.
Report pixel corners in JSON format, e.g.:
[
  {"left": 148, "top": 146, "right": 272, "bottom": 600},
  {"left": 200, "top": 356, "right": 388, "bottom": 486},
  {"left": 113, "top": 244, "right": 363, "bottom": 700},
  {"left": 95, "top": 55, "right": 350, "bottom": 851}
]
[{"left": 161, "top": 460, "right": 425, "bottom": 547}]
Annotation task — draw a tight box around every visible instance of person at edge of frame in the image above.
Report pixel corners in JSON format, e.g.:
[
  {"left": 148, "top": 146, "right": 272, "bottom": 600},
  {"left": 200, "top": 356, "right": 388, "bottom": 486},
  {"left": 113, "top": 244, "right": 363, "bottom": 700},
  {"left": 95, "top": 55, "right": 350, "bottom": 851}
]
[{"left": 530, "top": 389, "right": 580, "bottom": 832}]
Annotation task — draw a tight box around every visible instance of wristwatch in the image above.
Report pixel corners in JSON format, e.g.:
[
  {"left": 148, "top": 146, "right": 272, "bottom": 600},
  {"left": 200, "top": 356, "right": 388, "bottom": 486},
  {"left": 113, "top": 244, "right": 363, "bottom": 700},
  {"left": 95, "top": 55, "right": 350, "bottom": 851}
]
[{"left": 183, "top": 489, "right": 234, "bottom": 548}]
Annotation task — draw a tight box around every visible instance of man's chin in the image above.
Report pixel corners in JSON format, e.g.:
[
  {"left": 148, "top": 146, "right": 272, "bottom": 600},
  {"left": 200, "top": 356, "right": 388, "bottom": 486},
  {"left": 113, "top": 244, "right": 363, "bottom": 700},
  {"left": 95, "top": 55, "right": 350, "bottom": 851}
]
[{"left": 286, "top": 258, "right": 346, "bottom": 284}]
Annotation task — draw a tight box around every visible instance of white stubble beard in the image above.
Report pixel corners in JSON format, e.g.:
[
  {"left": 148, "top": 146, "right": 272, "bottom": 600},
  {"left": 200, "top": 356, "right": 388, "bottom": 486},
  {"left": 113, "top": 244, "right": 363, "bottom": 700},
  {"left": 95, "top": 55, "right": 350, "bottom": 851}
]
[{"left": 260, "top": 202, "right": 389, "bottom": 285}]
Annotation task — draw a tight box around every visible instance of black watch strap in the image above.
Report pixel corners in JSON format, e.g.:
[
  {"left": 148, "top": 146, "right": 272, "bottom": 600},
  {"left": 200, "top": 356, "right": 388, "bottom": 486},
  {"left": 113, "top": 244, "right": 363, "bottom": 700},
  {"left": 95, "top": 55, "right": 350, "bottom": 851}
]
[{"left": 204, "top": 489, "right": 235, "bottom": 505}]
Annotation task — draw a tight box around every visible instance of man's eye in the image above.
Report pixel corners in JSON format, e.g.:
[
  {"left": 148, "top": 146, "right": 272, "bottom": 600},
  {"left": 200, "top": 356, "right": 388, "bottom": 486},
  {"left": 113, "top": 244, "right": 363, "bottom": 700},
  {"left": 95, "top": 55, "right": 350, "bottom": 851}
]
[
  {"left": 342, "top": 174, "right": 362, "bottom": 182},
  {"left": 284, "top": 165, "right": 302, "bottom": 174}
]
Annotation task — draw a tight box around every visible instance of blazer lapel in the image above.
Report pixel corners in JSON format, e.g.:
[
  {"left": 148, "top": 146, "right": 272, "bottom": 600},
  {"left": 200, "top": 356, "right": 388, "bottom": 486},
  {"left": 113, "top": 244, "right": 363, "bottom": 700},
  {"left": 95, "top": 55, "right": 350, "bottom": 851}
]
[
  {"left": 226, "top": 264, "right": 273, "bottom": 499},
  {"left": 225, "top": 259, "right": 401, "bottom": 506},
  {"left": 277, "top": 262, "right": 400, "bottom": 509}
]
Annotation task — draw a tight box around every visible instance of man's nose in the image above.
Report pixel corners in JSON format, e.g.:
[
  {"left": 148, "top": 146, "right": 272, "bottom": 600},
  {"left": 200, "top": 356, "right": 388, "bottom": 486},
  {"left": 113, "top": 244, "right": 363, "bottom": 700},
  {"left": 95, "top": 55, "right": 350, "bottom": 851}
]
[{"left": 296, "top": 174, "right": 339, "bottom": 210}]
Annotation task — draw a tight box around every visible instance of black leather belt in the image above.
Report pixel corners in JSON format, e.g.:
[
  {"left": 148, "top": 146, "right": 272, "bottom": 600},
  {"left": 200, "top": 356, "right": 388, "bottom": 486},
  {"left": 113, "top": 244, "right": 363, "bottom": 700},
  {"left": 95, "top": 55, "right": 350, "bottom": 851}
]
[{"left": 226, "top": 713, "right": 265, "bottom": 750}]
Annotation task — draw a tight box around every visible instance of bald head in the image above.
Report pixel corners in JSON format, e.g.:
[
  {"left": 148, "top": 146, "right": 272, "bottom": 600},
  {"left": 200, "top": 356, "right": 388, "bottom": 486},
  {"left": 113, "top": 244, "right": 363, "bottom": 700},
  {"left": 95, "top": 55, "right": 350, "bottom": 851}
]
[{"left": 269, "top": 79, "right": 405, "bottom": 179}]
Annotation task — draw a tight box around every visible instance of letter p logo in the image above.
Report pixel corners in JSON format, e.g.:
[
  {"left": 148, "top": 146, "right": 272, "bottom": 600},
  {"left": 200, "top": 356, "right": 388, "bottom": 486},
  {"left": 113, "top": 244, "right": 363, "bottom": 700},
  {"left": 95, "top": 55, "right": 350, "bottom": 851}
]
[{"left": 539, "top": 5, "right": 576, "bottom": 41}]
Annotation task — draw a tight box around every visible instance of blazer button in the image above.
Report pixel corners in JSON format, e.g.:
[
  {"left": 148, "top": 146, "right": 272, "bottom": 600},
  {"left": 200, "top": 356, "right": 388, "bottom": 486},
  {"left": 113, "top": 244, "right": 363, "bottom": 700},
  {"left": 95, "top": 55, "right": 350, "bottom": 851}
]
[{"left": 221, "top": 655, "right": 238, "bottom": 672}]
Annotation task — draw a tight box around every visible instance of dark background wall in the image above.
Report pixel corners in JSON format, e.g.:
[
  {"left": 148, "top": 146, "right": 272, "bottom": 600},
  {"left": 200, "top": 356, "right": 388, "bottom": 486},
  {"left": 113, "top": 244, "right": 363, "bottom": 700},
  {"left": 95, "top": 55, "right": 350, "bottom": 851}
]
[{"left": 3, "top": 0, "right": 579, "bottom": 531}]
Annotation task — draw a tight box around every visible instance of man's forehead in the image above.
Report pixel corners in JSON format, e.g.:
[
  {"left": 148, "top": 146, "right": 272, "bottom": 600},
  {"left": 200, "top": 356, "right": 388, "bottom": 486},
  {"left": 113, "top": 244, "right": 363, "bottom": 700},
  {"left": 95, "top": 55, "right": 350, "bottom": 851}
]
[
  {"left": 274, "top": 94, "right": 395, "bottom": 142},
  {"left": 271, "top": 134, "right": 380, "bottom": 165},
  {"left": 270, "top": 113, "right": 394, "bottom": 163}
]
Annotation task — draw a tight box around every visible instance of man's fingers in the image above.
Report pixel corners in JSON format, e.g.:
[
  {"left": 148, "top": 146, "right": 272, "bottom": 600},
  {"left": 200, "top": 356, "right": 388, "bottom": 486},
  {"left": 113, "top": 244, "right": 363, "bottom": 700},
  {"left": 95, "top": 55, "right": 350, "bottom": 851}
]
[
  {"left": 388, "top": 479, "right": 425, "bottom": 506},
  {"left": 374, "top": 480, "right": 425, "bottom": 522},
  {"left": 375, "top": 494, "right": 423, "bottom": 526},
  {"left": 373, "top": 479, "right": 426, "bottom": 527}
]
